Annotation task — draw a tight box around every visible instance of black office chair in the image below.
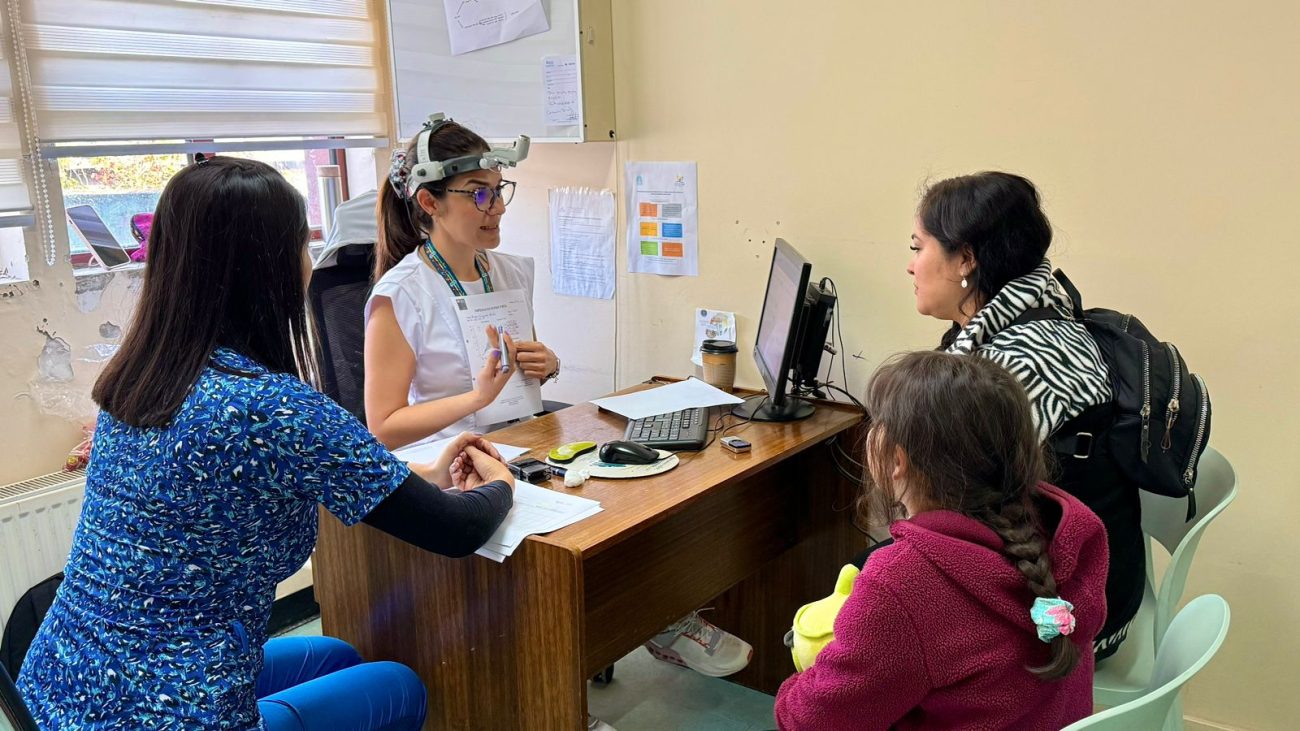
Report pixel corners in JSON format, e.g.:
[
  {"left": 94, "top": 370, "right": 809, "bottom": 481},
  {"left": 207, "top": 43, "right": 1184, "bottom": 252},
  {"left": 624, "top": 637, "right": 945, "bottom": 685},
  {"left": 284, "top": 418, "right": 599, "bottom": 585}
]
[
  {"left": 1, "top": 573, "right": 63, "bottom": 681},
  {"left": 0, "top": 663, "right": 38, "bottom": 731},
  {"left": 309, "top": 243, "right": 375, "bottom": 423}
]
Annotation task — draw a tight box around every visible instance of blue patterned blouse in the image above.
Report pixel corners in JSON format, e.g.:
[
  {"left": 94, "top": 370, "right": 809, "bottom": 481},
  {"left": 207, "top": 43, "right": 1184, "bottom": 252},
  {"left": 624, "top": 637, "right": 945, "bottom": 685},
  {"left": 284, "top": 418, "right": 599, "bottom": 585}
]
[{"left": 17, "top": 348, "right": 409, "bottom": 729}]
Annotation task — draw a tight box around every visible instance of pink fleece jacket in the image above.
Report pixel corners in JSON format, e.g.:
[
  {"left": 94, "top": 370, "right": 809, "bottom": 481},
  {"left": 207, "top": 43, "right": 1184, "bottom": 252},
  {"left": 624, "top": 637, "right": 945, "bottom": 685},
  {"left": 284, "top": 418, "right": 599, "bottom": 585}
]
[{"left": 775, "top": 483, "right": 1109, "bottom": 730}]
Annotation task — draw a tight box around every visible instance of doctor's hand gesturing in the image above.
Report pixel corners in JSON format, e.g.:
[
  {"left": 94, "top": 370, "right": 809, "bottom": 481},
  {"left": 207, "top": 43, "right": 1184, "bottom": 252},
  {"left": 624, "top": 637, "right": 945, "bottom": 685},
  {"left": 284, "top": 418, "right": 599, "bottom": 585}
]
[{"left": 471, "top": 325, "right": 517, "bottom": 408}]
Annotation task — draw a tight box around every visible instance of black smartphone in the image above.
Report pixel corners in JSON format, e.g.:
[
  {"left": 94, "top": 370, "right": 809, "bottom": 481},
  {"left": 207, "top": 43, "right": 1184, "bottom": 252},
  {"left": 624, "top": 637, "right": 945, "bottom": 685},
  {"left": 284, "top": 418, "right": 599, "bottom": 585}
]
[{"left": 67, "top": 205, "right": 133, "bottom": 270}]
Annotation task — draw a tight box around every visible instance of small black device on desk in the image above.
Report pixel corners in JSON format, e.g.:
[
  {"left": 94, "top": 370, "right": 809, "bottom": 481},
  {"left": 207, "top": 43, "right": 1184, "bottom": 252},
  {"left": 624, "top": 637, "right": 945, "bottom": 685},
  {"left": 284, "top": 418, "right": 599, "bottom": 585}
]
[
  {"left": 623, "top": 407, "right": 708, "bottom": 451},
  {"left": 507, "top": 456, "right": 552, "bottom": 484},
  {"left": 720, "top": 436, "right": 751, "bottom": 454}
]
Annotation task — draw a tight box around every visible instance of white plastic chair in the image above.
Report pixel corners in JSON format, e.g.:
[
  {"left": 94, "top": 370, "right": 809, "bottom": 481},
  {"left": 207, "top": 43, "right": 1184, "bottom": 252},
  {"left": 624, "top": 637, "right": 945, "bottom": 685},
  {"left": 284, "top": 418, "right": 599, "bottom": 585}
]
[
  {"left": 1065, "top": 594, "right": 1230, "bottom": 731},
  {"left": 1093, "top": 447, "right": 1237, "bottom": 709}
]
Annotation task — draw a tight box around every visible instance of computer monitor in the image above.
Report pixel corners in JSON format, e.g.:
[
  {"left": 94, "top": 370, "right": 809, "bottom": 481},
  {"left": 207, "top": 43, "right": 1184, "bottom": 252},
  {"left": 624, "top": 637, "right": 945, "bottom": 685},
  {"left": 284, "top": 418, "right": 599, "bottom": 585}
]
[
  {"left": 791, "top": 279, "right": 837, "bottom": 394},
  {"left": 733, "top": 238, "right": 822, "bottom": 422}
]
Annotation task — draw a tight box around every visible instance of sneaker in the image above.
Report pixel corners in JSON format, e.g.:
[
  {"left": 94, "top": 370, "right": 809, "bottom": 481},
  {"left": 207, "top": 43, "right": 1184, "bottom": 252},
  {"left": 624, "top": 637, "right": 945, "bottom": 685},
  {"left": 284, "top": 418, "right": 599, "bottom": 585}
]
[
  {"left": 644, "top": 610, "right": 753, "bottom": 677},
  {"left": 587, "top": 715, "right": 617, "bottom": 731}
]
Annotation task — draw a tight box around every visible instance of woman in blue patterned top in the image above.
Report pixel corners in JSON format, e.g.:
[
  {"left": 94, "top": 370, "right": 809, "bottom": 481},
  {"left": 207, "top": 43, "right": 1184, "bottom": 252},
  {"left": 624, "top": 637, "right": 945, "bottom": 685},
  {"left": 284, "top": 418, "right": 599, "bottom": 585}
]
[{"left": 17, "top": 156, "right": 516, "bottom": 730}]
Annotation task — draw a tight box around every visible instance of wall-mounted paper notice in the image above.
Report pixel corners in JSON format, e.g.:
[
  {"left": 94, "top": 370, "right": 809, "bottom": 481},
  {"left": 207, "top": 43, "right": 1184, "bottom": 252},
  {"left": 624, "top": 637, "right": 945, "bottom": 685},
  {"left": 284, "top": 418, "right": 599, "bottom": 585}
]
[
  {"left": 443, "top": 0, "right": 549, "bottom": 56},
  {"left": 626, "top": 161, "right": 699, "bottom": 276},
  {"left": 543, "top": 55, "right": 579, "bottom": 125},
  {"left": 550, "top": 187, "right": 615, "bottom": 299}
]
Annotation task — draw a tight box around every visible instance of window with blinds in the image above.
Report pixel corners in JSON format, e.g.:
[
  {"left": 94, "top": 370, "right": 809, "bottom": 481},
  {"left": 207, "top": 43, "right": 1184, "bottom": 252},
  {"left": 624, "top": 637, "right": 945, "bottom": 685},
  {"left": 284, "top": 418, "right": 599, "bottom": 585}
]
[
  {"left": 0, "top": 12, "right": 31, "bottom": 223},
  {"left": 21, "top": 0, "right": 389, "bottom": 147}
]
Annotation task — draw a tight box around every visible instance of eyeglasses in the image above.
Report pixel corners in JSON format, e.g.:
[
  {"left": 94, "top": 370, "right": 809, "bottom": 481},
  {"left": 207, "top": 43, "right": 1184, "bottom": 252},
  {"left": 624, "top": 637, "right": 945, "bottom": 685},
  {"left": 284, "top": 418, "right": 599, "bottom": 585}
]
[{"left": 445, "top": 180, "right": 516, "bottom": 212}]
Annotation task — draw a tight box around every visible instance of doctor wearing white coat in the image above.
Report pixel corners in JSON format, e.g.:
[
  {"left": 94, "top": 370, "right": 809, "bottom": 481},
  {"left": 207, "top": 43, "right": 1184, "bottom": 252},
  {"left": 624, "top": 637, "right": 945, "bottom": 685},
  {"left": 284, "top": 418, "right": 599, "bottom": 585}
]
[{"left": 364, "top": 116, "right": 560, "bottom": 450}]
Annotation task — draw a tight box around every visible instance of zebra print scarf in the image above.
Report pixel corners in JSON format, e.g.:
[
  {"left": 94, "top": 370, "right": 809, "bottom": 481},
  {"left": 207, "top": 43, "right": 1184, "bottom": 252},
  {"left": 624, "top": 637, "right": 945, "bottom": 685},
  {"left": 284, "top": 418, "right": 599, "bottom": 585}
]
[{"left": 946, "top": 259, "right": 1112, "bottom": 440}]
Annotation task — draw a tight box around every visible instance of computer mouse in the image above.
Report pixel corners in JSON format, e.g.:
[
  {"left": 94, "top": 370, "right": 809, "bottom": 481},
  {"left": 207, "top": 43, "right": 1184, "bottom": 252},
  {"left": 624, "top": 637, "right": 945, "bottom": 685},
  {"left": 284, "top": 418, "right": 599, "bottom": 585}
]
[{"left": 599, "top": 440, "right": 662, "bottom": 465}]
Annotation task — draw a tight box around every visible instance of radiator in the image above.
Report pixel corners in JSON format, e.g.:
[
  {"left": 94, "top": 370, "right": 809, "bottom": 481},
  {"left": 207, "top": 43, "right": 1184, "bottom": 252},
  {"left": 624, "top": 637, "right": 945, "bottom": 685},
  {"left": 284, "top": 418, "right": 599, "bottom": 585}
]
[{"left": 0, "top": 470, "right": 85, "bottom": 637}]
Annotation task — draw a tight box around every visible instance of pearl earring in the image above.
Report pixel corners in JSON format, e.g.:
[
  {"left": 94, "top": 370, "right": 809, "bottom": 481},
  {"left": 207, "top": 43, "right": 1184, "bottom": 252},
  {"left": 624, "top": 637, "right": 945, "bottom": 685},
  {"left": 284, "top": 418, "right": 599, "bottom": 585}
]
[{"left": 961, "top": 277, "right": 968, "bottom": 289}]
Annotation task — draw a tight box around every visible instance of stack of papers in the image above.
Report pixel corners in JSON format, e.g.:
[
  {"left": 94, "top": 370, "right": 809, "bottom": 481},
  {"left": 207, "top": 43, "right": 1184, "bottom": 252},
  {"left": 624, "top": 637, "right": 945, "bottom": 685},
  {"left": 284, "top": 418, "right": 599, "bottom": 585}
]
[
  {"left": 475, "top": 483, "right": 602, "bottom": 562},
  {"left": 393, "top": 435, "right": 602, "bottom": 563},
  {"left": 589, "top": 378, "right": 744, "bottom": 420}
]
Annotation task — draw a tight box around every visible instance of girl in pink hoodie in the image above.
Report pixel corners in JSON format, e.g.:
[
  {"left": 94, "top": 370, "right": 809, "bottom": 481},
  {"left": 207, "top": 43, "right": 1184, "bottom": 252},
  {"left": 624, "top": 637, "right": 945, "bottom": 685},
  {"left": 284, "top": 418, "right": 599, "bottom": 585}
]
[{"left": 775, "top": 351, "right": 1109, "bottom": 730}]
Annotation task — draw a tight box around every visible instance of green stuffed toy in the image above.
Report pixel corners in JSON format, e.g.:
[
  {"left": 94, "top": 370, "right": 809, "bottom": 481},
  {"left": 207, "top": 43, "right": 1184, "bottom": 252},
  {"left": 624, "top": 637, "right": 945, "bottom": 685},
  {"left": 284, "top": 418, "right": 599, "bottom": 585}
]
[{"left": 788, "top": 563, "right": 860, "bottom": 671}]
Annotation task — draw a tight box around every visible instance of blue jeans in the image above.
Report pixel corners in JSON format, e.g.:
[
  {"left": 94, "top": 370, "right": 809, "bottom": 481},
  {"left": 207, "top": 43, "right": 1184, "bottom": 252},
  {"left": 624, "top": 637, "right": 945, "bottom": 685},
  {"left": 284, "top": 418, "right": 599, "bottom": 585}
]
[{"left": 256, "top": 637, "right": 426, "bottom": 731}]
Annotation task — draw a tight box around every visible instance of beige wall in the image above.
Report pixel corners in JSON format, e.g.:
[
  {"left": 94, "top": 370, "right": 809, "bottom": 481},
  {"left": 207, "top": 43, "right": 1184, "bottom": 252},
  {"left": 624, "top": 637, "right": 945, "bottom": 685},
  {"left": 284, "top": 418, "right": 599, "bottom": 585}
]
[
  {"left": 606, "top": 1, "right": 1297, "bottom": 728},
  {"left": 1, "top": 0, "right": 1294, "bottom": 727}
]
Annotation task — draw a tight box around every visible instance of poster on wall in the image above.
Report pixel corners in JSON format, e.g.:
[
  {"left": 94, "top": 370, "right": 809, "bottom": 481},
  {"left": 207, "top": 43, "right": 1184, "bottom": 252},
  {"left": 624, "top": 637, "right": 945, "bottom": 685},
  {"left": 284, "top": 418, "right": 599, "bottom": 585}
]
[
  {"left": 549, "top": 187, "right": 616, "bottom": 299},
  {"left": 442, "top": 0, "right": 550, "bottom": 56},
  {"left": 625, "top": 161, "right": 699, "bottom": 276}
]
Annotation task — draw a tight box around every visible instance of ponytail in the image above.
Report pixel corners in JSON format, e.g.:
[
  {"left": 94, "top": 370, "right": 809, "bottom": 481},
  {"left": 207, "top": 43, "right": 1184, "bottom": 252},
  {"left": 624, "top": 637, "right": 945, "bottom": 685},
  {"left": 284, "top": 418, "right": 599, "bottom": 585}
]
[
  {"left": 984, "top": 496, "right": 1081, "bottom": 681},
  {"left": 374, "top": 170, "right": 428, "bottom": 281},
  {"left": 373, "top": 120, "right": 491, "bottom": 281}
]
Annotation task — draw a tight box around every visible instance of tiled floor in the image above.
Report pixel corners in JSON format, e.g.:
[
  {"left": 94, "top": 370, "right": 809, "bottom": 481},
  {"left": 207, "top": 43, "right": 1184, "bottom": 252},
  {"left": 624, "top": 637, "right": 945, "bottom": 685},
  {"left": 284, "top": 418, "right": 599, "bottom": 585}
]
[{"left": 279, "top": 618, "right": 777, "bottom": 730}]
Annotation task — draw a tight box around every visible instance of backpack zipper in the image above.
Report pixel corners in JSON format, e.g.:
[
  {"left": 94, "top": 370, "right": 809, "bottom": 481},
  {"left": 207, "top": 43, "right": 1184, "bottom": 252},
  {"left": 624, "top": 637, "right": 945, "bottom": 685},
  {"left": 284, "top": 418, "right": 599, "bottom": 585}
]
[
  {"left": 1121, "top": 313, "right": 1133, "bottom": 332},
  {"left": 1162, "top": 343, "right": 1182, "bottom": 451},
  {"left": 1183, "top": 374, "right": 1209, "bottom": 487},
  {"left": 1139, "top": 340, "right": 1152, "bottom": 462},
  {"left": 1180, "top": 374, "right": 1210, "bottom": 521}
]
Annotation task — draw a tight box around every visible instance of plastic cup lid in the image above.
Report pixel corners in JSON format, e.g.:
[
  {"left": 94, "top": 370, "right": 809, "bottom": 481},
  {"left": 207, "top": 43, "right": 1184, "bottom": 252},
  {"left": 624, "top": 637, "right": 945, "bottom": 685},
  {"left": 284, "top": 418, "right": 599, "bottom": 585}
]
[{"left": 701, "top": 339, "right": 738, "bottom": 354}]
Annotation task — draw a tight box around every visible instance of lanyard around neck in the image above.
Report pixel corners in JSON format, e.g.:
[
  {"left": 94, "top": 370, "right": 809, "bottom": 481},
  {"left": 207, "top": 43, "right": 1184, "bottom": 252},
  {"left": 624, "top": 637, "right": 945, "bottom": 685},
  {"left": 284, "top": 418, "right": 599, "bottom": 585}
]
[{"left": 422, "top": 240, "right": 493, "bottom": 297}]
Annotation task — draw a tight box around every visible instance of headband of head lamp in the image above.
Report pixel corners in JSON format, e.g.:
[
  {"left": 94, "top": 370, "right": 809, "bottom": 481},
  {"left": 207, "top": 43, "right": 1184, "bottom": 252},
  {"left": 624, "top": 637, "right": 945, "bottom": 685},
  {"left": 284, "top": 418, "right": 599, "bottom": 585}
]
[{"left": 403, "top": 113, "right": 530, "bottom": 199}]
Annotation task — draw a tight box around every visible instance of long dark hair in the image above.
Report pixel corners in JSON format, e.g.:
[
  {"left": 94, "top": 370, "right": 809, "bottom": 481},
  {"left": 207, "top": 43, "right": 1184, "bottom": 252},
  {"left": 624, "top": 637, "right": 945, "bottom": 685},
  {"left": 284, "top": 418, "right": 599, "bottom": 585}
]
[
  {"left": 918, "top": 172, "right": 1052, "bottom": 349},
  {"left": 374, "top": 121, "right": 489, "bottom": 280},
  {"left": 93, "top": 156, "right": 316, "bottom": 427},
  {"left": 857, "top": 351, "right": 1080, "bottom": 681}
]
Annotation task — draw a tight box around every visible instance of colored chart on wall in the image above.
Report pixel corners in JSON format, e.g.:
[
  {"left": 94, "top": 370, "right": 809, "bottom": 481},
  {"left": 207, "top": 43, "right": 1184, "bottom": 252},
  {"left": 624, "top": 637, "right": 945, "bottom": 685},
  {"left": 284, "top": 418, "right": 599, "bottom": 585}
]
[{"left": 625, "top": 161, "right": 698, "bottom": 276}]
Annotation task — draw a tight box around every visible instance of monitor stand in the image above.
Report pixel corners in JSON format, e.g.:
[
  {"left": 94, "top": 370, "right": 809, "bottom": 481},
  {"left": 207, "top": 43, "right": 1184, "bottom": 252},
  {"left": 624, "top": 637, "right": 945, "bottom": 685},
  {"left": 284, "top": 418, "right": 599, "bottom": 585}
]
[{"left": 732, "top": 393, "right": 815, "bottom": 422}]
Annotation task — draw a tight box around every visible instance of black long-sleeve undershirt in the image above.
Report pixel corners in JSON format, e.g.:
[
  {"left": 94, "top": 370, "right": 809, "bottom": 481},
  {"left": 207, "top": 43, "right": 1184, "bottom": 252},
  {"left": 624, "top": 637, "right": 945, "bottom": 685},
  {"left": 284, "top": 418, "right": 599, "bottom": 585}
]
[{"left": 361, "top": 472, "right": 512, "bottom": 557}]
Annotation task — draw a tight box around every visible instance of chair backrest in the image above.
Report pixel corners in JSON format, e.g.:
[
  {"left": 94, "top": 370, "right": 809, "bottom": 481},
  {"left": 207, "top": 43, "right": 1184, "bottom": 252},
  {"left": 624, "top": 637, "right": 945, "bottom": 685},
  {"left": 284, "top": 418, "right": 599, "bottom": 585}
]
[
  {"left": 1, "top": 572, "right": 63, "bottom": 680},
  {"left": 1141, "top": 447, "right": 1236, "bottom": 555},
  {"left": 0, "top": 664, "right": 38, "bottom": 731},
  {"left": 1139, "top": 447, "right": 1237, "bottom": 640},
  {"left": 1063, "top": 594, "right": 1230, "bottom": 730},
  {"left": 308, "top": 243, "right": 375, "bottom": 423}
]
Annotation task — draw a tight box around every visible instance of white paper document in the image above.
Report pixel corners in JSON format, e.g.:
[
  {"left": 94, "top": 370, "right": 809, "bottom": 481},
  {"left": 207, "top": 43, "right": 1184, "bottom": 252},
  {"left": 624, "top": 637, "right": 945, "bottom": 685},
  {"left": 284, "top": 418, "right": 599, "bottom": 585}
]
[
  {"left": 443, "top": 0, "right": 550, "bottom": 56},
  {"left": 625, "top": 161, "right": 699, "bottom": 276},
  {"left": 549, "top": 187, "right": 616, "bottom": 299},
  {"left": 590, "top": 378, "right": 743, "bottom": 421},
  {"left": 476, "top": 483, "right": 603, "bottom": 562},
  {"left": 393, "top": 435, "right": 530, "bottom": 466},
  {"left": 452, "top": 288, "right": 544, "bottom": 427},
  {"left": 692, "top": 308, "right": 737, "bottom": 367},
  {"left": 543, "top": 55, "right": 580, "bottom": 126}
]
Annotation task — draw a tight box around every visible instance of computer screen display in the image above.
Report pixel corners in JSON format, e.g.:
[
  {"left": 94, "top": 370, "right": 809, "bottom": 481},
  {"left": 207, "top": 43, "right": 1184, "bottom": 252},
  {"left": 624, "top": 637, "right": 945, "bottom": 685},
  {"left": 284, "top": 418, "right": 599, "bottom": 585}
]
[
  {"left": 754, "top": 239, "right": 810, "bottom": 396},
  {"left": 67, "top": 205, "right": 132, "bottom": 269}
]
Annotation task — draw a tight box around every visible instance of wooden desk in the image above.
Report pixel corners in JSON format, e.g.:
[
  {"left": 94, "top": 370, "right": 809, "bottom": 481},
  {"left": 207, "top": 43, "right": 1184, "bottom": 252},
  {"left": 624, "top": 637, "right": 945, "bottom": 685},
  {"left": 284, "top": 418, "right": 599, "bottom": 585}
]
[{"left": 315, "top": 387, "right": 866, "bottom": 730}]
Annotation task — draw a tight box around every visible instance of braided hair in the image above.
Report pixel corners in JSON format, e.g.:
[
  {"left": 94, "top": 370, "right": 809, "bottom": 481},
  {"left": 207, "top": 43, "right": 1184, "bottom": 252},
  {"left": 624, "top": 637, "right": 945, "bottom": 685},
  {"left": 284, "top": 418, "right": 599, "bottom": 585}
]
[{"left": 857, "top": 350, "right": 1080, "bottom": 680}]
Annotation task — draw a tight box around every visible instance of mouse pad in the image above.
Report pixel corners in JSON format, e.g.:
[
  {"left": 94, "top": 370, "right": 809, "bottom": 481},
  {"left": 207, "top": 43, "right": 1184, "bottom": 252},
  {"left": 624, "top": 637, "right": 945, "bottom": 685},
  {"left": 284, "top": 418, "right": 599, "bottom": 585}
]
[{"left": 545, "top": 450, "right": 678, "bottom": 479}]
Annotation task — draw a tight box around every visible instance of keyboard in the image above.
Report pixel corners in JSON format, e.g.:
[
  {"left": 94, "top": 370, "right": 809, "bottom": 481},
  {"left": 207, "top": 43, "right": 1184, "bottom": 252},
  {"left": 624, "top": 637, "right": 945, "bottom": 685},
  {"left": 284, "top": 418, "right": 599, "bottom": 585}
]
[{"left": 624, "top": 407, "right": 709, "bottom": 451}]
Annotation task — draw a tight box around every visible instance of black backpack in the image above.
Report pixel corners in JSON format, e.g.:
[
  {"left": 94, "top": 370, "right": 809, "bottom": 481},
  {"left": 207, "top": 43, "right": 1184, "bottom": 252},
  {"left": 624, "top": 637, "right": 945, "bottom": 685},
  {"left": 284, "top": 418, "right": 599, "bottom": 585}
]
[{"left": 1017, "top": 270, "right": 1212, "bottom": 520}]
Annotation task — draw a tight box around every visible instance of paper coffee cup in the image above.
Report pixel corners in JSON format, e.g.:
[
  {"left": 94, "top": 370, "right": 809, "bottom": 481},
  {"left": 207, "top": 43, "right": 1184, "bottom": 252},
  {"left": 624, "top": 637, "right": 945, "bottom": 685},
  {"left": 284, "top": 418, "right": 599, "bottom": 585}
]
[{"left": 701, "top": 339, "right": 739, "bottom": 391}]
